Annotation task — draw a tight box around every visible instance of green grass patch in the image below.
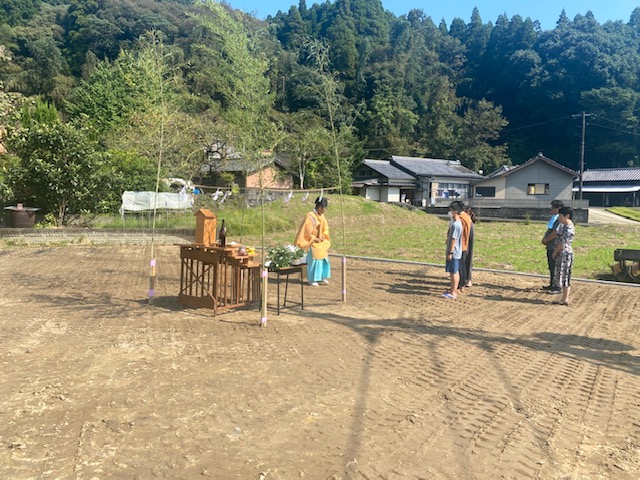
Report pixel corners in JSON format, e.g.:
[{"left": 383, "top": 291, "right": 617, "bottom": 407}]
[
  {"left": 35, "top": 196, "right": 640, "bottom": 280},
  {"left": 606, "top": 207, "right": 640, "bottom": 222}
]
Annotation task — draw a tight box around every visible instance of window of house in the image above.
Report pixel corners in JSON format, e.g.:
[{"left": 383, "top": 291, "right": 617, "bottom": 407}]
[
  {"left": 527, "top": 183, "right": 549, "bottom": 195},
  {"left": 436, "top": 183, "right": 468, "bottom": 198},
  {"left": 475, "top": 186, "right": 496, "bottom": 197}
]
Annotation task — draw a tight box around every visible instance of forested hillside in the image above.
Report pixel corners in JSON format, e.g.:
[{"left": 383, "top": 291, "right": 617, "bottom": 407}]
[{"left": 1, "top": 0, "right": 640, "bottom": 222}]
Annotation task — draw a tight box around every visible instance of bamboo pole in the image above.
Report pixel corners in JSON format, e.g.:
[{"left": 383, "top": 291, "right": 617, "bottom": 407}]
[
  {"left": 149, "top": 258, "right": 156, "bottom": 301},
  {"left": 260, "top": 188, "right": 268, "bottom": 327},
  {"left": 261, "top": 268, "right": 268, "bottom": 327},
  {"left": 148, "top": 34, "right": 167, "bottom": 305},
  {"left": 341, "top": 256, "right": 346, "bottom": 302}
]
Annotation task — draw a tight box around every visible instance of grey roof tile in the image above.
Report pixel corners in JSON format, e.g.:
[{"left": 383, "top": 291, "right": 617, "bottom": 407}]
[
  {"left": 390, "top": 156, "right": 483, "bottom": 179},
  {"left": 582, "top": 167, "right": 640, "bottom": 182},
  {"left": 364, "top": 159, "right": 416, "bottom": 180},
  {"left": 479, "top": 153, "right": 577, "bottom": 182}
]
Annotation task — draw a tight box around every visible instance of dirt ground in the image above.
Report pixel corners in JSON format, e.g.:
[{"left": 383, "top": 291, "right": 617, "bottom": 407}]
[{"left": 1, "top": 245, "right": 639, "bottom": 479}]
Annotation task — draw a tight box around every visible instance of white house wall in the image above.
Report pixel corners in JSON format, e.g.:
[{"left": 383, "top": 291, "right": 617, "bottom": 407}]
[
  {"left": 382, "top": 186, "right": 401, "bottom": 202},
  {"left": 474, "top": 176, "right": 507, "bottom": 199},
  {"left": 366, "top": 187, "right": 381, "bottom": 201},
  {"left": 505, "top": 162, "right": 574, "bottom": 200}
]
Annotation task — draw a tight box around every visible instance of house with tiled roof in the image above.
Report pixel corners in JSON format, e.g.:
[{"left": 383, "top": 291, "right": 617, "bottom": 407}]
[
  {"left": 201, "top": 143, "right": 293, "bottom": 190},
  {"left": 575, "top": 167, "right": 640, "bottom": 206},
  {"left": 352, "top": 159, "right": 417, "bottom": 203},
  {"left": 352, "top": 156, "right": 483, "bottom": 205},
  {"left": 471, "top": 153, "right": 578, "bottom": 206}
]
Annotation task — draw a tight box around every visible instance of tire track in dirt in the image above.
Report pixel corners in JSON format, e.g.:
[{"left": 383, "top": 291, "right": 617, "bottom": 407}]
[
  {"left": 2, "top": 247, "right": 175, "bottom": 477},
  {"left": 325, "top": 260, "right": 640, "bottom": 478},
  {"left": 1, "top": 247, "right": 639, "bottom": 478}
]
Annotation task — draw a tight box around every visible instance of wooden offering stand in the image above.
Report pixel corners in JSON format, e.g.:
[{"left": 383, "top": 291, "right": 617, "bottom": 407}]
[
  {"left": 178, "top": 209, "right": 260, "bottom": 315},
  {"left": 194, "top": 208, "right": 217, "bottom": 246}
]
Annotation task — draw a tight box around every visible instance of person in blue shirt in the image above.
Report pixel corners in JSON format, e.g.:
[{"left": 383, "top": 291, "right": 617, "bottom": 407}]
[
  {"left": 541, "top": 199, "right": 564, "bottom": 293},
  {"left": 443, "top": 202, "right": 463, "bottom": 299}
]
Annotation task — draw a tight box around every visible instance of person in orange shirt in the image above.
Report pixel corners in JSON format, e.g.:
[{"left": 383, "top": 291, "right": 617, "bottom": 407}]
[
  {"left": 295, "top": 196, "right": 331, "bottom": 287},
  {"left": 453, "top": 201, "right": 472, "bottom": 291},
  {"left": 463, "top": 205, "right": 477, "bottom": 287}
]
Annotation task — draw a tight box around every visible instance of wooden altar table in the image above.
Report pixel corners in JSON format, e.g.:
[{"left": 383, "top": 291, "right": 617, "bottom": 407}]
[{"left": 178, "top": 244, "right": 260, "bottom": 315}]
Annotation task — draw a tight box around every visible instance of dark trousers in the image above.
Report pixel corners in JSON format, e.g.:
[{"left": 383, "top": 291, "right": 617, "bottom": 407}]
[
  {"left": 464, "top": 251, "right": 472, "bottom": 284},
  {"left": 546, "top": 249, "right": 557, "bottom": 287},
  {"left": 460, "top": 250, "right": 469, "bottom": 287}
]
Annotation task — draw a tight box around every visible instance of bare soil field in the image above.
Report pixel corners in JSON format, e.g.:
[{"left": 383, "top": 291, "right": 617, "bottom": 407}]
[{"left": 1, "top": 245, "right": 639, "bottom": 479}]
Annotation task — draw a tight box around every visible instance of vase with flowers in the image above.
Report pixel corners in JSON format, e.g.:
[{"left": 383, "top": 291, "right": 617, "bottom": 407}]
[{"left": 265, "top": 245, "right": 305, "bottom": 270}]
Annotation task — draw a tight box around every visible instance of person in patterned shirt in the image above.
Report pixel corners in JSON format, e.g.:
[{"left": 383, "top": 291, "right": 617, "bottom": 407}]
[{"left": 551, "top": 206, "right": 575, "bottom": 306}]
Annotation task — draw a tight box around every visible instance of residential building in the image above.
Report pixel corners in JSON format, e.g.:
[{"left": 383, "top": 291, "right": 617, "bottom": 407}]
[
  {"left": 201, "top": 143, "right": 293, "bottom": 191},
  {"left": 352, "top": 156, "right": 483, "bottom": 206},
  {"left": 472, "top": 153, "right": 578, "bottom": 207},
  {"left": 574, "top": 167, "right": 640, "bottom": 207},
  {"left": 351, "top": 159, "right": 417, "bottom": 203}
]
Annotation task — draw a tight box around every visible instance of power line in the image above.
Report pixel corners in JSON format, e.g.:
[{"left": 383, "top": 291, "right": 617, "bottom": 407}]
[
  {"left": 575, "top": 112, "right": 593, "bottom": 201},
  {"left": 587, "top": 121, "right": 640, "bottom": 137},
  {"left": 501, "top": 115, "right": 575, "bottom": 133},
  {"left": 591, "top": 114, "right": 638, "bottom": 129}
]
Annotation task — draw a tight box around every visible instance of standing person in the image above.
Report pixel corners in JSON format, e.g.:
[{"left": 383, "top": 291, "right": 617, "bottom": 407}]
[
  {"left": 295, "top": 196, "right": 331, "bottom": 287},
  {"left": 541, "top": 199, "right": 564, "bottom": 294},
  {"left": 443, "top": 202, "right": 463, "bottom": 299},
  {"left": 463, "top": 205, "right": 477, "bottom": 287},
  {"left": 456, "top": 201, "right": 472, "bottom": 291},
  {"left": 551, "top": 206, "right": 575, "bottom": 306}
]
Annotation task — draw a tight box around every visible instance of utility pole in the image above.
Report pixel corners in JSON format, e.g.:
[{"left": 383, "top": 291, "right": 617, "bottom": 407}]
[
  {"left": 579, "top": 111, "right": 586, "bottom": 201},
  {"left": 573, "top": 112, "right": 593, "bottom": 202}
]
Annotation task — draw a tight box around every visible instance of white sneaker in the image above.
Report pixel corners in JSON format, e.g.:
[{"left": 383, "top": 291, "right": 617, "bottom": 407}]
[
  {"left": 308, "top": 282, "right": 319, "bottom": 287},
  {"left": 321, "top": 279, "right": 330, "bottom": 285}
]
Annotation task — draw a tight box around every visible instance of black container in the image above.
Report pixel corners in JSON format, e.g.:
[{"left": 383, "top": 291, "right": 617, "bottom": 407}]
[{"left": 4, "top": 204, "right": 39, "bottom": 228}]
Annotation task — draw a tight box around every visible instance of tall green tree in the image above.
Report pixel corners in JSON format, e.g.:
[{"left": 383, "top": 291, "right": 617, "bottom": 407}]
[
  {"left": 278, "top": 111, "right": 332, "bottom": 188},
  {"left": 275, "top": 5, "right": 309, "bottom": 51},
  {"left": 0, "top": 44, "right": 22, "bottom": 123},
  {"left": 68, "top": 31, "right": 209, "bottom": 191},
  {"left": 22, "top": 36, "right": 66, "bottom": 98},
  {"left": 4, "top": 102, "right": 114, "bottom": 225},
  {"left": 189, "top": 1, "right": 278, "bottom": 179},
  {"left": 581, "top": 87, "right": 640, "bottom": 166},
  {"left": 454, "top": 98, "right": 509, "bottom": 172},
  {"left": 304, "top": 39, "right": 361, "bottom": 190},
  {"left": 0, "top": 0, "right": 42, "bottom": 27},
  {"left": 325, "top": 0, "right": 358, "bottom": 89},
  {"left": 109, "top": 32, "right": 210, "bottom": 183},
  {"left": 363, "top": 83, "right": 418, "bottom": 156},
  {"left": 67, "top": 49, "right": 159, "bottom": 141}
]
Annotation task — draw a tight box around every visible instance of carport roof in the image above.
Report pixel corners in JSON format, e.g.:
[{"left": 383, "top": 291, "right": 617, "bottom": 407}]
[{"left": 582, "top": 167, "right": 640, "bottom": 183}]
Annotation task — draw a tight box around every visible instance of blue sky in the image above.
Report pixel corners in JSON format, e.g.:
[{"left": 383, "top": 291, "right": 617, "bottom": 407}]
[{"left": 226, "top": 0, "right": 638, "bottom": 31}]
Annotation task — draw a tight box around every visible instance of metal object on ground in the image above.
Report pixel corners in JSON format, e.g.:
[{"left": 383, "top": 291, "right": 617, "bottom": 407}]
[{"left": 612, "top": 249, "right": 640, "bottom": 283}]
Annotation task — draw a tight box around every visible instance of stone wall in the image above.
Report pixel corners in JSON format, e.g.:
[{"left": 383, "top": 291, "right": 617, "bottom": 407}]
[
  {"left": 0, "top": 228, "right": 195, "bottom": 245},
  {"left": 424, "top": 206, "right": 589, "bottom": 224}
]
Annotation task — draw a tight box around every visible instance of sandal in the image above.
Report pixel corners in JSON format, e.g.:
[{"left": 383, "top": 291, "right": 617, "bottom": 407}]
[{"left": 552, "top": 300, "right": 570, "bottom": 306}]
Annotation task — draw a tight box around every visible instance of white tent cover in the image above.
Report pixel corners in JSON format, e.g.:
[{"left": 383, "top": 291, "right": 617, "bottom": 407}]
[{"left": 120, "top": 191, "right": 194, "bottom": 213}]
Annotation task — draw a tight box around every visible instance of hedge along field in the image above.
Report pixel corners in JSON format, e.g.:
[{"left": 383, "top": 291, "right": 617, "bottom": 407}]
[{"left": 49, "top": 195, "right": 640, "bottom": 280}]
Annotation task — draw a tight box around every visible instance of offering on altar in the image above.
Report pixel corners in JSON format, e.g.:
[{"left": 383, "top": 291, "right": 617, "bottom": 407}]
[{"left": 265, "top": 244, "right": 305, "bottom": 270}]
